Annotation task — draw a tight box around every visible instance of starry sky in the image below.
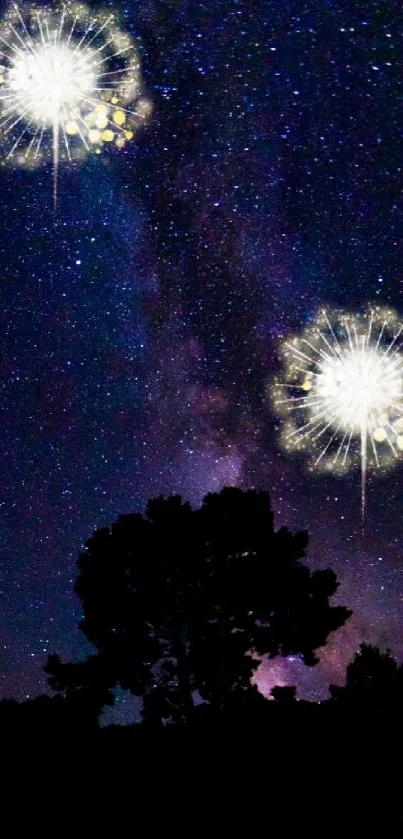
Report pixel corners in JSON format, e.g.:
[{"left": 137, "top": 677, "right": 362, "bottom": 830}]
[{"left": 0, "top": 0, "right": 402, "bottom": 718}]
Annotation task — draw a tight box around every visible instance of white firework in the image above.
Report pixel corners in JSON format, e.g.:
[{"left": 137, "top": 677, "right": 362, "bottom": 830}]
[
  {"left": 0, "top": 3, "right": 151, "bottom": 204},
  {"left": 273, "top": 307, "right": 403, "bottom": 521}
]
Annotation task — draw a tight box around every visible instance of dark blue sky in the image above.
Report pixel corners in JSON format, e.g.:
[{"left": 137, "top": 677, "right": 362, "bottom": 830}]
[{"left": 0, "top": 0, "right": 402, "bottom": 714}]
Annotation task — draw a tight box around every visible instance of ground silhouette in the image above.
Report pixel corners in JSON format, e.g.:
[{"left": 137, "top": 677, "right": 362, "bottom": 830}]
[{"left": 1, "top": 488, "right": 402, "bottom": 829}]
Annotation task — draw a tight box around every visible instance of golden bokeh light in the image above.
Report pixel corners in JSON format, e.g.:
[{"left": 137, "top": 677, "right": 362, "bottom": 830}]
[{"left": 0, "top": 2, "right": 153, "bottom": 203}]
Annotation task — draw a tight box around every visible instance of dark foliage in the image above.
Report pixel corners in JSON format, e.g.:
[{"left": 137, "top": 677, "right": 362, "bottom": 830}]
[
  {"left": 330, "top": 642, "right": 403, "bottom": 707},
  {"left": 271, "top": 685, "right": 297, "bottom": 703},
  {"left": 45, "top": 487, "right": 351, "bottom": 725},
  {"left": 44, "top": 653, "right": 115, "bottom": 724}
]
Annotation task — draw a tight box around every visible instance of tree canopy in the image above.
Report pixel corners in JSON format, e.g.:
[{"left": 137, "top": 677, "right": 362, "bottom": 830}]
[{"left": 46, "top": 487, "right": 351, "bottom": 724}]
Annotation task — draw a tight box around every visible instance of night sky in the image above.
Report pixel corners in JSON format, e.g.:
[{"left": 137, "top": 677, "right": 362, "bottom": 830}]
[{"left": 0, "top": 0, "right": 402, "bottom": 721}]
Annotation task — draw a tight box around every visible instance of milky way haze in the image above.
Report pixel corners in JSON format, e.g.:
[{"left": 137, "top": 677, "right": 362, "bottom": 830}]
[{"left": 0, "top": 0, "right": 402, "bottom": 717}]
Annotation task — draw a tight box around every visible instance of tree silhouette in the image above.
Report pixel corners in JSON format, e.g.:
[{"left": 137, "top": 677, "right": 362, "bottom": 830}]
[
  {"left": 46, "top": 487, "right": 351, "bottom": 725},
  {"left": 329, "top": 643, "right": 403, "bottom": 707}
]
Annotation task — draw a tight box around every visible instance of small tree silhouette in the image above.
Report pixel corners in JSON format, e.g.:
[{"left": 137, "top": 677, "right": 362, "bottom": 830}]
[
  {"left": 329, "top": 643, "right": 402, "bottom": 707},
  {"left": 46, "top": 488, "right": 351, "bottom": 725}
]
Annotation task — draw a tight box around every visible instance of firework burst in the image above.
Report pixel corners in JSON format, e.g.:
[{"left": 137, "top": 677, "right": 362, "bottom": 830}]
[
  {"left": 273, "top": 306, "right": 403, "bottom": 521},
  {"left": 0, "top": 2, "right": 152, "bottom": 204}
]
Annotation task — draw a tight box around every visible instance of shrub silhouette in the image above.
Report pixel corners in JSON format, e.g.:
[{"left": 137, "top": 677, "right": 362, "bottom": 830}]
[
  {"left": 271, "top": 685, "right": 298, "bottom": 703},
  {"left": 330, "top": 643, "right": 403, "bottom": 707}
]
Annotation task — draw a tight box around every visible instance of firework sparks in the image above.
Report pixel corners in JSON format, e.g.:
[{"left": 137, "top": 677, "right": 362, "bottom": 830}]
[
  {"left": 0, "top": 3, "right": 152, "bottom": 205},
  {"left": 273, "top": 307, "right": 403, "bottom": 521}
]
